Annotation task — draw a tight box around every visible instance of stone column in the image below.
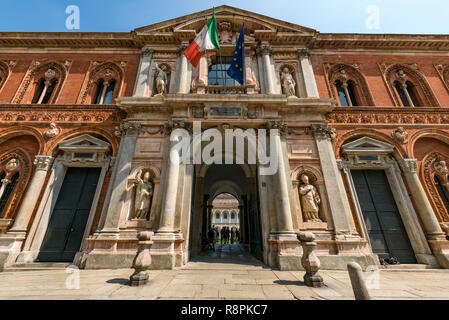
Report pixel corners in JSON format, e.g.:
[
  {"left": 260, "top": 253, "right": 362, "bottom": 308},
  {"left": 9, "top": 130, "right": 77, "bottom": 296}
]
[
  {"left": 99, "top": 122, "right": 141, "bottom": 234},
  {"left": 8, "top": 156, "right": 54, "bottom": 234},
  {"left": 175, "top": 44, "right": 191, "bottom": 94},
  {"left": 267, "top": 121, "right": 294, "bottom": 234},
  {"left": 311, "top": 124, "right": 356, "bottom": 237},
  {"left": 133, "top": 48, "right": 154, "bottom": 97},
  {"left": 257, "top": 45, "right": 277, "bottom": 94},
  {"left": 399, "top": 159, "right": 446, "bottom": 240},
  {"left": 298, "top": 49, "right": 319, "bottom": 98},
  {"left": 157, "top": 121, "right": 189, "bottom": 233}
]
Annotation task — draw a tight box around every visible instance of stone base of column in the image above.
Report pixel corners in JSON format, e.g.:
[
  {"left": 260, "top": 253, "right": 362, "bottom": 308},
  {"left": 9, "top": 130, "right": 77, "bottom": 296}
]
[
  {"left": 267, "top": 232, "right": 381, "bottom": 271},
  {"left": 150, "top": 232, "right": 184, "bottom": 269},
  {"left": 0, "top": 231, "right": 27, "bottom": 270},
  {"left": 428, "top": 240, "right": 449, "bottom": 269}
]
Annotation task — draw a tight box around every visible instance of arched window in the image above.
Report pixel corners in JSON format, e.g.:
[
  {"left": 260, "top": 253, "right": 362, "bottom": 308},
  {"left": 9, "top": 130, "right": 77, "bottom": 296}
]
[
  {"left": 223, "top": 211, "right": 228, "bottom": 219},
  {"left": 328, "top": 65, "right": 373, "bottom": 107},
  {"left": 387, "top": 66, "right": 439, "bottom": 107},
  {"left": 215, "top": 212, "right": 220, "bottom": 219},
  {"left": 32, "top": 78, "right": 58, "bottom": 104},
  {"left": 208, "top": 56, "right": 240, "bottom": 86},
  {"left": 0, "top": 62, "right": 8, "bottom": 91},
  {"left": 434, "top": 175, "right": 449, "bottom": 213},
  {"left": 231, "top": 212, "right": 236, "bottom": 219},
  {"left": 0, "top": 172, "right": 19, "bottom": 218},
  {"left": 14, "top": 62, "right": 65, "bottom": 104},
  {"left": 93, "top": 79, "right": 116, "bottom": 105},
  {"left": 78, "top": 63, "right": 122, "bottom": 104}
]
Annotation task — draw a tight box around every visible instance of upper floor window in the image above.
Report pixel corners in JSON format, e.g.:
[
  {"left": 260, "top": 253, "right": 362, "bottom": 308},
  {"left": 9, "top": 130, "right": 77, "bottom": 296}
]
[
  {"left": 223, "top": 211, "right": 228, "bottom": 219},
  {"left": 0, "top": 62, "right": 8, "bottom": 91},
  {"left": 93, "top": 79, "right": 116, "bottom": 105},
  {"left": 78, "top": 63, "right": 122, "bottom": 104},
  {"left": 215, "top": 212, "right": 220, "bottom": 219},
  {"left": 387, "top": 66, "right": 439, "bottom": 107},
  {"left": 434, "top": 175, "right": 449, "bottom": 213},
  {"left": 231, "top": 212, "right": 236, "bottom": 219},
  {"left": 328, "top": 65, "right": 374, "bottom": 107},
  {"left": 32, "top": 77, "right": 58, "bottom": 104},
  {"left": 208, "top": 56, "right": 240, "bottom": 87}
]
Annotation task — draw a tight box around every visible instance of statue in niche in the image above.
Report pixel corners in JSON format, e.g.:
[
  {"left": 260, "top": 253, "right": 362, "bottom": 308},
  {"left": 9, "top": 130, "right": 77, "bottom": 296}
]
[
  {"left": 299, "top": 174, "right": 322, "bottom": 222},
  {"left": 154, "top": 63, "right": 168, "bottom": 96},
  {"left": 281, "top": 67, "right": 296, "bottom": 97},
  {"left": 134, "top": 169, "right": 154, "bottom": 220}
]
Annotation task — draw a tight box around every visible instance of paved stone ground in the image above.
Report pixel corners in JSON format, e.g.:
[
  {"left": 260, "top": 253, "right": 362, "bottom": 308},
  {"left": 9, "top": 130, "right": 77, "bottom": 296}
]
[{"left": 1, "top": 244, "right": 449, "bottom": 300}]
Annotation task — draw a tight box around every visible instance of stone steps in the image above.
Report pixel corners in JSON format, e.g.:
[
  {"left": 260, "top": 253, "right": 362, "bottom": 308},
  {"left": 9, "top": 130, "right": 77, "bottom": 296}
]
[{"left": 3, "top": 262, "right": 72, "bottom": 272}]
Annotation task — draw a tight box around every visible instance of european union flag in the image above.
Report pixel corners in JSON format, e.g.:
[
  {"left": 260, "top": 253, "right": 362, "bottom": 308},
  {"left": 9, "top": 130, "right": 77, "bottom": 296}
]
[{"left": 227, "top": 24, "right": 245, "bottom": 85}]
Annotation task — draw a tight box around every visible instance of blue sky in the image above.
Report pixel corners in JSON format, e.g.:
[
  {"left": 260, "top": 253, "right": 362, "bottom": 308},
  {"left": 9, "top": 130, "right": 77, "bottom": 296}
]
[{"left": 0, "top": 0, "right": 448, "bottom": 34}]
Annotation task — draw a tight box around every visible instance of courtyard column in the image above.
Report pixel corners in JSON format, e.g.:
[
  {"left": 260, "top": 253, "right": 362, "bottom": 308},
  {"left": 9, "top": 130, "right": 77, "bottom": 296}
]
[
  {"left": 157, "top": 121, "right": 189, "bottom": 233},
  {"left": 133, "top": 48, "right": 154, "bottom": 97},
  {"left": 175, "top": 44, "right": 191, "bottom": 94},
  {"left": 297, "top": 49, "right": 319, "bottom": 98},
  {"left": 311, "top": 124, "right": 357, "bottom": 237},
  {"left": 399, "top": 159, "right": 446, "bottom": 240},
  {"left": 99, "top": 122, "right": 141, "bottom": 234},
  {"left": 8, "top": 156, "right": 54, "bottom": 234},
  {"left": 267, "top": 122, "right": 294, "bottom": 233},
  {"left": 257, "top": 44, "right": 277, "bottom": 94}
]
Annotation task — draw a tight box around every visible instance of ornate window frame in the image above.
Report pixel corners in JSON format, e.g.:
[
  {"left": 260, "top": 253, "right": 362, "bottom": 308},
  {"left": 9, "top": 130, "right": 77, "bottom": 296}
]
[
  {"left": 77, "top": 62, "right": 124, "bottom": 104},
  {"left": 0, "top": 149, "right": 32, "bottom": 231},
  {"left": 13, "top": 61, "right": 67, "bottom": 104},
  {"left": 337, "top": 136, "right": 432, "bottom": 263},
  {"left": 420, "top": 152, "right": 449, "bottom": 223},
  {"left": 326, "top": 64, "right": 374, "bottom": 107},
  {"left": 0, "top": 61, "right": 10, "bottom": 92},
  {"left": 21, "top": 134, "right": 111, "bottom": 265},
  {"left": 384, "top": 64, "right": 439, "bottom": 107}
]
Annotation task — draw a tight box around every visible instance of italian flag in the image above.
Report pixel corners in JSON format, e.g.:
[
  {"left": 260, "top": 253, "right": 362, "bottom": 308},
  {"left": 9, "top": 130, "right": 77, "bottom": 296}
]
[{"left": 184, "top": 10, "right": 220, "bottom": 67}]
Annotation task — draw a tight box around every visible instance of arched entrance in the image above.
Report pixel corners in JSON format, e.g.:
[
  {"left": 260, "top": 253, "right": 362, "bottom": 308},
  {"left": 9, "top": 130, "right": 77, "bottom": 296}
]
[{"left": 189, "top": 164, "right": 263, "bottom": 263}]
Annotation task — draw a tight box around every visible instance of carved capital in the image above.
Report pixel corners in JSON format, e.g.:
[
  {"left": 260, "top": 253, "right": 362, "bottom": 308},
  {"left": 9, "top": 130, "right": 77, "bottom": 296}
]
[
  {"left": 311, "top": 124, "right": 336, "bottom": 142},
  {"left": 177, "top": 44, "right": 188, "bottom": 55},
  {"left": 399, "top": 158, "right": 418, "bottom": 173},
  {"left": 120, "top": 122, "right": 141, "bottom": 137},
  {"left": 34, "top": 156, "right": 54, "bottom": 171},
  {"left": 163, "top": 120, "right": 191, "bottom": 135},
  {"left": 140, "top": 47, "right": 154, "bottom": 58},
  {"left": 297, "top": 48, "right": 311, "bottom": 57},
  {"left": 266, "top": 121, "right": 288, "bottom": 136},
  {"left": 256, "top": 44, "right": 273, "bottom": 56}
]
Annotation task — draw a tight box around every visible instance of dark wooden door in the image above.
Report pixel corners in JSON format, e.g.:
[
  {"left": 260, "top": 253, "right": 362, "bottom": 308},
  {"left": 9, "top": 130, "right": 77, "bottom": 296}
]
[
  {"left": 37, "top": 167, "right": 101, "bottom": 262},
  {"left": 351, "top": 170, "right": 417, "bottom": 264}
]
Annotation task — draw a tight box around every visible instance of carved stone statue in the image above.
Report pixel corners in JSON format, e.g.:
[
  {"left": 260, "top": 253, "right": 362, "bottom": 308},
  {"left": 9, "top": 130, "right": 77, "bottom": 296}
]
[
  {"left": 434, "top": 161, "right": 449, "bottom": 187},
  {"left": 299, "top": 174, "right": 322, "bottom": 222},
  {"left": 5, "top": 158, "right": 19, "bottom": 173},
  {"left": 134, "top": 170, "right": 154, "bottom": 220},
  {"left": 392, "top": 127, "right": 408, "bottom": 144},
  {"left": 218, "top": 21, "right": 233, "bottom": 44},
  {"left": 281, "top": 67, "right": 296, "bottom": 97},
  {"left": 44, "top": 123, "right": 60, "bottom": 138},
  {"left": 154, "top": 63, "right": 168, "bottom": 96}
]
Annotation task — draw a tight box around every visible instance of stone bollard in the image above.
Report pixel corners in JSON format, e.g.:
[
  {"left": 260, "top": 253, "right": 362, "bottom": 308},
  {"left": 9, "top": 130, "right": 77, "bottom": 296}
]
[
  {"left": 298, "top": 232, "right": 324, "bottom": 287},
  {"left": 347, "top": 262, "right": 372, "bottom": 300},
  {"left": 129, "top": 231, "right": 153, "bottom": 286}
]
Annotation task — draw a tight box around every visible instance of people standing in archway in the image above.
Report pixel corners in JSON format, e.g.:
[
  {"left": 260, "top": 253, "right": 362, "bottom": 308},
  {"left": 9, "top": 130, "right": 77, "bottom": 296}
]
[
  {"left": 207, "top": 226, "right": 216, "bottom": 251},
  {"left": 230, "top": 228, "right": 235, "bottom": 244},
  {"left": 236, "top": 229, "right": 240, "bottom": 243},
  {"left": 220, "top": 227, "right": 225, "bottom": 244}
]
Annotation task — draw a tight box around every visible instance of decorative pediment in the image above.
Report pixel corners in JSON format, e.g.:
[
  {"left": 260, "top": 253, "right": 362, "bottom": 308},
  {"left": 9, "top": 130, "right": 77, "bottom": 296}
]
[
  {"left": 134, "top": 5, "right": 316, "bottom": 42},
  {"left": 59, "top": 134, "right": 110, "bottom": 153},
  {"left": 342, "top": 137, "right": 394, "bottom": 155}
]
